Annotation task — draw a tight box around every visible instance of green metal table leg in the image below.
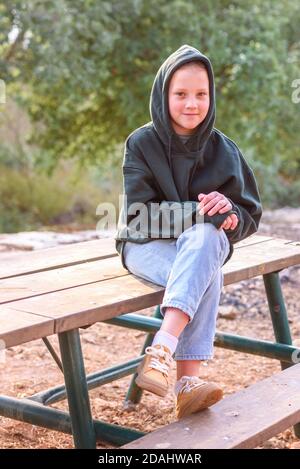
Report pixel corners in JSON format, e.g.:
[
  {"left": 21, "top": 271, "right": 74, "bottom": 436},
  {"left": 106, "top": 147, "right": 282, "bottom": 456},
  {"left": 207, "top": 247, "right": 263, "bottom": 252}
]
[
  {"left": 124, "top": 305, "right": 163, "bottom": 406},
  {"left": 263, "top": 271, "right": 300, "bottom": 438},
  {"left": 58, "top": 329, "right": 96, "bottom": 448}
]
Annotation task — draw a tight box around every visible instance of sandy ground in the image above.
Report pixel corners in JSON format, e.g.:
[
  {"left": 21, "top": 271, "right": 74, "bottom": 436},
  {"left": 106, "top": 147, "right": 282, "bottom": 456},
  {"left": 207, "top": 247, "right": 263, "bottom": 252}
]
[{"left": 0, "top": 208, "right": 300, "bottom": 449}]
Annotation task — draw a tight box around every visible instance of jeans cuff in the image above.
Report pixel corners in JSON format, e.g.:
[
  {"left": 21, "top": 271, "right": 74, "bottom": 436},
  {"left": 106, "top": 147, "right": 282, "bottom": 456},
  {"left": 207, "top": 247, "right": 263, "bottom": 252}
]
[
  {"left": 160, "top": 301, "right": 194, "bottom": 321},
  {"left": 174, "top": 354, "right": 213, "bottom": 360}
]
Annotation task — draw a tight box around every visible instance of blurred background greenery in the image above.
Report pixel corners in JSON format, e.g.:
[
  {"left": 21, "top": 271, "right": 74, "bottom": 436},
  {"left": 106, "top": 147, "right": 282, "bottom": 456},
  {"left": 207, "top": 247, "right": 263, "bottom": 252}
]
[{"left": 0, "top": 0, "right": 299, "bottom": 232}]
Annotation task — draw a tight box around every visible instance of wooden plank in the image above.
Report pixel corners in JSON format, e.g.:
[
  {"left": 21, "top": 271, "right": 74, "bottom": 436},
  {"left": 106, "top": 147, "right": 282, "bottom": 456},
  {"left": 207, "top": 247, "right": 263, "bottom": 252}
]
[
  {"left": 4, "top": 275, "right": 164, "bottom": 336},
  {"left": 0, "top": 236, "right": 290, "bottom": 304},
  {"left": 234, "top": 234, "right": 274, "bottom": 248},
  {"left": 0, "top": 235, "right": 270, "bottom": 304},
  {"left": 0, "top": 307, "right": 54, "bottom": 348},
  {"left": 0, "top": 257, "right": 128, "bottom": 304},
  {"left": 0, "top": 235, "right": 273, "bottom": 280},
  {"left": 122, "top": 364, "right": 300, "bottom": 449},
  {"left": 223, "top": 238, "right": 300, "bottom": 285},
  {"left": 0, "top": 238, "right": 116, "bottom": 280}
]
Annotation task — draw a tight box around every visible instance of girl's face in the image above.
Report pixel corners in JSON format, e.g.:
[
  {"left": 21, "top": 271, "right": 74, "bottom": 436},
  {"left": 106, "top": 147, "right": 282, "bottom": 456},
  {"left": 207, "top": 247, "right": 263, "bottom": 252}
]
[{"left": 168, "top": 64, "right": 210, "bottom": 136}]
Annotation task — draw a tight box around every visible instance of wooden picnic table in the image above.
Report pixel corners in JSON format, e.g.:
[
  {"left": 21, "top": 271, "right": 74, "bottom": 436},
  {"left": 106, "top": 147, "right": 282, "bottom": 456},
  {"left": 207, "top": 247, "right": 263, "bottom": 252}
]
[{"left": 0, "top": 234, "right": 300, "bottom": 448}]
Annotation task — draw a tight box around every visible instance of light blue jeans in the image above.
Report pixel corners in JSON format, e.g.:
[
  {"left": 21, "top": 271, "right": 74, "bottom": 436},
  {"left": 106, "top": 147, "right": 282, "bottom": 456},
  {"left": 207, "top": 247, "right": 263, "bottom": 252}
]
[{"left": 123, "top": 223, "right": 231, "bottom": 361}]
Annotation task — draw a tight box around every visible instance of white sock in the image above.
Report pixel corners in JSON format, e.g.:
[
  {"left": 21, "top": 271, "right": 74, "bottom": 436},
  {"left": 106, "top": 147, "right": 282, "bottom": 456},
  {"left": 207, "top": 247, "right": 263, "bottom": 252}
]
[{"left": 152, "top": 330, "right": 178, "bottom": 355}]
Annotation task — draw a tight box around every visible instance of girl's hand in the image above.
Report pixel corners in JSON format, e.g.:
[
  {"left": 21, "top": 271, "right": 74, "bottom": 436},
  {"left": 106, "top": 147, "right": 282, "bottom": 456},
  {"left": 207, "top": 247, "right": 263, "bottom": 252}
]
[
  {"left": 219, "top": 213, "right": 239, "bottom": 231},
  {"left": 198, "top": 191, "right": 232, "bottom": 215},
  {"left": 198, "top": 192, "right": 239, "bottom": 230}
]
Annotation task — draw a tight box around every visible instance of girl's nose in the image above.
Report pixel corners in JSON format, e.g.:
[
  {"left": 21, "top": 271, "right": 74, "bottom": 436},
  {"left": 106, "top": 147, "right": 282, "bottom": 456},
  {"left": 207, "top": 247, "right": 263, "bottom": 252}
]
[{"left": 186, "top": 99, "right": 197, "bottom": 108}]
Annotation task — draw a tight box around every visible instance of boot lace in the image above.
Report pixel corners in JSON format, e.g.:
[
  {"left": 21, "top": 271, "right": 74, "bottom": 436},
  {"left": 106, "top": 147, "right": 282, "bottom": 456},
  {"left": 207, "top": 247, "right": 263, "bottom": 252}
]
[
  {"left": 145, "top": 346, "right": 173, "bottom": 377},
  {"left": 178, "top": 376, "right": 207, "bottom": 394}
]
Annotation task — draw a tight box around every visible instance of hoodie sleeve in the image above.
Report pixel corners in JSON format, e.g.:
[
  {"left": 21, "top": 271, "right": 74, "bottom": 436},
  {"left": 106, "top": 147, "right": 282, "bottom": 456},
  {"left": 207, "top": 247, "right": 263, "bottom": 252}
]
[
  {"left": 220, "top": 149, "right": 262, "bottom": 244},
  {"left": 119, "top": 140, "right": 234, "bottom": 241}
]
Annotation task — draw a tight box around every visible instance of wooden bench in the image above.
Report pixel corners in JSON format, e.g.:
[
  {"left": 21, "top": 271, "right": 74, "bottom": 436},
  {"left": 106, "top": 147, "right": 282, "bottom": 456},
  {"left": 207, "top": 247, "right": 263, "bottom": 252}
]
[
  {"left": 0, "top": 234, "right": 300, "bottom": 449},
  {"left": 123, "top": 363, "right": 300, "bottom": 449}
]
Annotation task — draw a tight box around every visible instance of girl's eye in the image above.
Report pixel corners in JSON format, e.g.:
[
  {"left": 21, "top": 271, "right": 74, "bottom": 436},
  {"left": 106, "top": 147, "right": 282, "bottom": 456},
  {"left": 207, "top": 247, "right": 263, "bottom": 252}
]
[{"left": 175, "top": 92, "right": 207, "bottom": 97}]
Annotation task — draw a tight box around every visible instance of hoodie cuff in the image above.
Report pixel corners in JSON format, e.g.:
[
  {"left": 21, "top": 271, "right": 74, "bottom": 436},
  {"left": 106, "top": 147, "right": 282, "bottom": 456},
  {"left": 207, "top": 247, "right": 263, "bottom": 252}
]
[{"left": 202, "top": 210, "right": 237, "bottom": 230}]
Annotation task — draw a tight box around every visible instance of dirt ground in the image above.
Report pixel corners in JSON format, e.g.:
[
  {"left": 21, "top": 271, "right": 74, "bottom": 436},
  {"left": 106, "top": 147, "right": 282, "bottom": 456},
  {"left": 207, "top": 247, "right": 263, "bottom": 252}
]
[{"left": 0, "top": 208, "right": 300, "bottom": 449}]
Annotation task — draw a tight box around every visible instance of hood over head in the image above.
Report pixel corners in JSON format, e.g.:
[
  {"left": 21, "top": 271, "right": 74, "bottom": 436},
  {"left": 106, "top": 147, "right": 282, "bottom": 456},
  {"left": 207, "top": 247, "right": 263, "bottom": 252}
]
[{"left": 150, "top": 44, "right": 216, "bottom": 158}]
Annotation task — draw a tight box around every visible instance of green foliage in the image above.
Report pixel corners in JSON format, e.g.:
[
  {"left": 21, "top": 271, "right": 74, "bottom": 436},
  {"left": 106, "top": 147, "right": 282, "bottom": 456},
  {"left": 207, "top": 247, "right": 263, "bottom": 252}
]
[
  {"left": 247, "top": 155, "right": 300, "bottom": 209},
  {"left": 0, "top": 143, "right": 122, "bottom": 232},
  {"left": 0, "top": 0, "right": 299, "bottom": 200}
]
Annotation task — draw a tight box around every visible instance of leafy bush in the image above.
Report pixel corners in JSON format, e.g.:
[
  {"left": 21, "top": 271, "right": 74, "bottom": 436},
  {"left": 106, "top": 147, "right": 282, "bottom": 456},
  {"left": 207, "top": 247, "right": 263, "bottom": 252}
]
[{"left": 0, "top": 152, "right": 122, "bottom": 232}]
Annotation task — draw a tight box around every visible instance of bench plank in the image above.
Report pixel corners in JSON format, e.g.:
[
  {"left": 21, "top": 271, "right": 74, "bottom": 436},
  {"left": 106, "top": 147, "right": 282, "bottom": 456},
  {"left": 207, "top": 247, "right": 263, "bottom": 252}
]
[
  {"left": 0, "top": 238, "right": 116, "bottom": 280},
  {"left": 0, "top": 257, "right": 128, "bottom": 304},
  {"left": 122, "top": 364, "right": 300, "bottom": 449},
  {"left": 0, "top": 307, "right": 54, "bottom": 348}
]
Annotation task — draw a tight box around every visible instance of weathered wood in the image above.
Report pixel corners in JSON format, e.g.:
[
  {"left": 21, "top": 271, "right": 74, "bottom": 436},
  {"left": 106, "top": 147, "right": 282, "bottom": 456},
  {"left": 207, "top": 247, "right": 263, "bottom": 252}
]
[
  {"left": 5, "top": 275, "right": 164, "bottom": 335},
  {"left": 0, "top": 307, "right": 54, "bottom": 348},
  {"left": 122, "top": 364, "right": 300, "bottom": 449},
  {"left": 1, "top": 236, "right": 298, "bottom": 304},
  {"left": 0, "top": 257, "right": 128, "bottom": 304},
  {"left": 0, "top": 235, "right": 275, "bottom": 280},
  {"left": 233, "top": 235, "right": 274, "bottom": 248},
  {"left": 0, "top": 238, "right": 116, "bottom": 280},
  {"left": 1, "top": 236, "right": 299, "bottom": 345},
  {"left": 223, "top": 238, "right": 300, "bottom": 285}
]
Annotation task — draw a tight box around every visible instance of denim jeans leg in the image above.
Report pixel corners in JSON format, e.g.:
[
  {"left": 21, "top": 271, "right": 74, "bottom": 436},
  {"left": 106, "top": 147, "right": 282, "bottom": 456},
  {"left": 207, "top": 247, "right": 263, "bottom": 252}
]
[
  {"left": 174, "top": 268, "right": 224, "bottom": 360},
  {"left": 123, "top": 224, "right": 230, "bottom": 361},
  {"left": 123, "top": 238, "right": 177, "bottom": 287},
  {"left": 160, "top": 223, "right": 230, "bottom": 321}
]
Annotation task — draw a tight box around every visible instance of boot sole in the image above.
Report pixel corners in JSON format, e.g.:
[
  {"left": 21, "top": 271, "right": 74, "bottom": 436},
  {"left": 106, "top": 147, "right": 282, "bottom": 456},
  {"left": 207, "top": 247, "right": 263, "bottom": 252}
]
[{"left": 176, "top": 386, "right": 223, "bottom": 419}]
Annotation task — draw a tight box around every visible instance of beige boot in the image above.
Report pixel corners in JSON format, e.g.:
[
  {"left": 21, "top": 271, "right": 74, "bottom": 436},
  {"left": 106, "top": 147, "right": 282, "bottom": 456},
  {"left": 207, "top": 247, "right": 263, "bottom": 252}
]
[
  {"left": 176, "top": 376, "right": 223, "bottom": 419},
  {"left": 135, "top": 344, "right": 173, "bottom": 397}
]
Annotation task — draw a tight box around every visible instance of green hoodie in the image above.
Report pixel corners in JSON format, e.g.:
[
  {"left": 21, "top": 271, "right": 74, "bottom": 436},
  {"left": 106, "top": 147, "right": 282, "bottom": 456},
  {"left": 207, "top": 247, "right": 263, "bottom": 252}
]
[{"left": 115, "top": 45, "right": 262, "bottom": 269}]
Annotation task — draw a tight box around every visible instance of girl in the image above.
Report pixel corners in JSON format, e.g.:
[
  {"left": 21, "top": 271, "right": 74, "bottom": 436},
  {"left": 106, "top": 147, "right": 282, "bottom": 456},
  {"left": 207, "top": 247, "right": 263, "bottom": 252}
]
[{"left": 115, "top": 44, "right": 262, "bottom": 418}]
